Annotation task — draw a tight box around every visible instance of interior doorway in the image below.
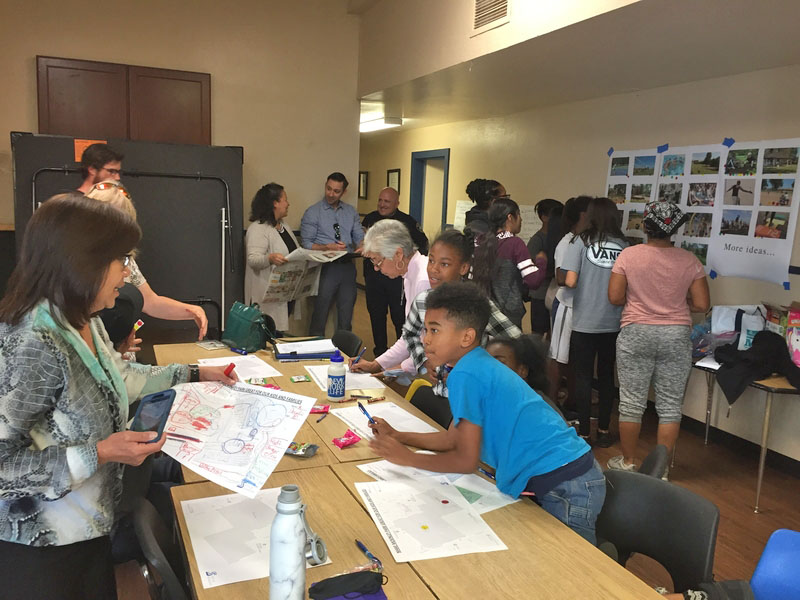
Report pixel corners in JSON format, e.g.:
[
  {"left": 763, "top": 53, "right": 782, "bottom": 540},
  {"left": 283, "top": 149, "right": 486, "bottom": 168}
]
[{"left": 409, "top": 148, "right": 450, "bottom": 241}]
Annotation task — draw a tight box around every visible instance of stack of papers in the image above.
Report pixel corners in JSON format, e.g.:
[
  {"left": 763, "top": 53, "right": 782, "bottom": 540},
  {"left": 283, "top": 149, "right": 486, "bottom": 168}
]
[
  {"left": 305, "top": 364, "right": 386, "bottom": 392},
  {"left": 197, "top": 355, "right": 282, "bottom": 379},
  {"left": 181, "top": 488, "right": 329, "bottom": 589},
  {"left": 356, "top": 478, "right": 508, "bottom": 562},
  {"left": 275, "top": 339, "right": 337, "bottom": 354},
  {"left": 695, "top": 356, "right": 721, "bottom": 371},
  {"left": 330, "top": 401, "right": 436, "bottom": 439}
]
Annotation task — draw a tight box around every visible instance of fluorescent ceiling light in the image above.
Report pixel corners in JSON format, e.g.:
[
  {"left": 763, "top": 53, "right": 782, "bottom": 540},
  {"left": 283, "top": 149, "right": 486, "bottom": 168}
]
[{"left": 359, "top": 116, "right": 403, "bottom": 133}]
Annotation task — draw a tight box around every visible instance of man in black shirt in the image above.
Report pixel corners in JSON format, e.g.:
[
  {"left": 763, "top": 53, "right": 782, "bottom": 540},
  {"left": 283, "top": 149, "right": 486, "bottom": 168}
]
[{"left": 361, "top": 187, "right": 428, "bottom": 355}]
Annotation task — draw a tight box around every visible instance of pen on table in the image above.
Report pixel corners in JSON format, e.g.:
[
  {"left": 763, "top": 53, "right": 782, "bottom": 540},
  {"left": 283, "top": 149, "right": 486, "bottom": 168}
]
[
  {"left": 316, "top": 412, "right": 328, "bottom": 423},
  {"left": 477, "top": 467, "right": 496, "bottom": 481},
  {"left": 352, "top": 347, "right": 367, "bottom": 365},
  {"left": 166, "top": 433, "right": 202, "bottom": 443},
  {"left": 231, "top": 347, "right": 248, "bottom": 355},
  {"left": 355, "top": 539, "right": 382, "bottom": 568},
  {"left": 357, "top": 401, "right": 377, "bottom": 425},
  {"left": 350, "top": 394, "right": 371, "bottom": 399},
  {"left": 223, "top": 362, "right": 236, "bottom": 377}
]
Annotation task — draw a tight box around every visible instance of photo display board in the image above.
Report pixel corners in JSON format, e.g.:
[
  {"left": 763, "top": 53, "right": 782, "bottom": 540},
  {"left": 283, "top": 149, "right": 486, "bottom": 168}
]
[{"left": 606, "top": 138, "right": 800, "bottom": 287}]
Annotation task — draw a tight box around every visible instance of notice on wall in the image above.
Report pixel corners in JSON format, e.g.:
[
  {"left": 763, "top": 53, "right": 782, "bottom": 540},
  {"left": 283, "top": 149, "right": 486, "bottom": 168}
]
[
  {"left": 451, "top": 199, "right": 542, "bottom": 241},
  {"left": 606, "top": 138, "right": 800, "bottom": 287}
]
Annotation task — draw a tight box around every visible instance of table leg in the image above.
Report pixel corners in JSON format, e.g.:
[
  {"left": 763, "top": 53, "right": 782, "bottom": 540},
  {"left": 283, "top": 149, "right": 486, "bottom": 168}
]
[
  {"left": 754, "top": 392, "right": 773, "bottom": 514},
  {"left": 704, "top": 371, "right": 714, "bottom": 445}
]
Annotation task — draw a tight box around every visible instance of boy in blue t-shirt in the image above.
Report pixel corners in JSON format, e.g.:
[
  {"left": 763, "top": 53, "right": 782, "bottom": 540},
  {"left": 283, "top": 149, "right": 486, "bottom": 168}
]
[{"left": 369, "top": 281, "right": 606, "bottom": 544}]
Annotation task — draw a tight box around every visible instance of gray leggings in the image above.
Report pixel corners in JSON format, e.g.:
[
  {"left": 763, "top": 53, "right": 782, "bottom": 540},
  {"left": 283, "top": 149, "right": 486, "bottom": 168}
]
[{"left": 616, "top": 323, "right": 692, "bottom": 424}]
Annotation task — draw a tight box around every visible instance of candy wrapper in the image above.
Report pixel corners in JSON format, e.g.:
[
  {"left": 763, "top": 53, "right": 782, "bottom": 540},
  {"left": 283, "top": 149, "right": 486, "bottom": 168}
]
[
  {"left": 246, "top": 378, "right": 281, "bottom": 390},
  {"left": 333, "top": 429, "right": 361, "bottom": 449},
  {"left": 290, "top": 374, "right": 311, "bottom": 382},
  {"left": 310, "top": 405, "right": 330, "bottom": 414},
  {"left": 285, "top": 442, "right": 319, "bottom": 457}
]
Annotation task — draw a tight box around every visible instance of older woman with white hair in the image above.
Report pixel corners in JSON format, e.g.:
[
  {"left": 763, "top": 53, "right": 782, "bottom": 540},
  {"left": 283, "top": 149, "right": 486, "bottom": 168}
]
[
  {"left": 351, "top": 219, "right": 430, "bottom": 374},
  {"left": 86, "top": 180, "right": 208, "bottom": 345}
]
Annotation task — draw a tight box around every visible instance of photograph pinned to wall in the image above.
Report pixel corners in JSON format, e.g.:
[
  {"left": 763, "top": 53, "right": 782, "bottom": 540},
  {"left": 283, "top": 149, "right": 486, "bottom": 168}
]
[
  {"left": 387, "top": 168, "right": 401, "bottom": 193},
  {"left": 358, "top": 171, "right": 369, "bottom": 200},
  {"left": 754, "top": 211, "right": 789, "bottom": 240},
  {"left": 760, "top": 178, "right": 794, "bottom": 206},
  {"left": 608, "top": 183, "right": 627, "bottom": 204},
  {"left": 658, "top": 183, "right": 682, "bottom": 204},
  {"left": 724, "top": 148, "right": 759, "bottom": 176},
  {"left": 720, "top": 209, "right": 752, "bottom": 236},
  {"left": 630, "top": 183, "right": 652, "bottom": 202},
  {"left": 633, "top": 155, "right": 656, "bottom": 176},
  {"left": 691, "top": 152, "right": 720, "bottom": 175},
  {"left": 723, "top": 178, "right": 755, "bottom": 205},
  {"left": 687, "top": 182, "right": 717, "bottom": 206},
  {"left": 610, "top": 157, "right": 630, "bottom": 176},
  {"left": 683, "top": 213, "right": 713, "bottom": 238},
  {"left": 661, "top": 154, "right": 685, "bottom": 177},
  {"left": 763, "top": 147, "right": 799, "bottom": 174},
  {"left": 681, "top": 241, "right": 708, "bottom": 266},
  {"left": 626, "top": 210, "right": 645, "bottom": 233}
]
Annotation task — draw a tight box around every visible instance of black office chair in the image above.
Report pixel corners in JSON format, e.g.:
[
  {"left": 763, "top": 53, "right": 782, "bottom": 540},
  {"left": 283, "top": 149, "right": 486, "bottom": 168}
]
[
  {"left": 132, "top": 497, "right": 189, "bottom": 600},
  {"left": 596, "top": 470, "right": 719, "bottom": 593},
  {"left": 638, "top": 444, "right": 669, "bottom": 479},
  {"left": 410, "top": 384, "right": 453, "bottom": 429},
  {"left": 332, "top": 329, "right": 363, "bottom": 358}
]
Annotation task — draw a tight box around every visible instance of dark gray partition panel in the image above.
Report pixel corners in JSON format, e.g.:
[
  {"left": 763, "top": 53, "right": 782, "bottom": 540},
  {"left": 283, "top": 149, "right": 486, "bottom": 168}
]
[{"left": 11, "top": 132, "right": 244, "bottom": 338}]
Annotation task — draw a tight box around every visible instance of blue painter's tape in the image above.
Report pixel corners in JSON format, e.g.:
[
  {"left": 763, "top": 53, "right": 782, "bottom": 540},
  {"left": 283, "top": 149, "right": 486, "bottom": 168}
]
[
  {"left": 607, "top": 147, "right": 614, "bottom": 156},
  {"left": 784, "top": 281, "right": 790, "bottom": 291},
  {"left": 722, "top": 137, "right": 735, "bottom": 148},
  {"left": 709, "top": 270, "right": 717, "bottom": 279},
  {"left": 657, "top": 143, "right": 669, "bottom": 153}
]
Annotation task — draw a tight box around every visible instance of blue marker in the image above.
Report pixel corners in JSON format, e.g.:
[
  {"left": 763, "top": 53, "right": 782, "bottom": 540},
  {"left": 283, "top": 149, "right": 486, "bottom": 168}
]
[
  {"left": 358, "top": 401, "right": 377, "bottom": 425},
  {"left": 352, "top": 347, "right": 367, "bottom": 365},
  {"left": 231, "top": 347, "right": 248, "bottom": 355},
  {"left": 355, "top": 539, "right": 382, "bottom": 568},
  {"left": 477, "top": 467, "right": 496, "bottom": 481}
]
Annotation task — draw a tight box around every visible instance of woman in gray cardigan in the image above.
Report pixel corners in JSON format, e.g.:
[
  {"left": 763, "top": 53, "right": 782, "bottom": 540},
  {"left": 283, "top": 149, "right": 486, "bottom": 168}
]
[{"left": 244, "top": 182, "right": 299, "bottom": 331}]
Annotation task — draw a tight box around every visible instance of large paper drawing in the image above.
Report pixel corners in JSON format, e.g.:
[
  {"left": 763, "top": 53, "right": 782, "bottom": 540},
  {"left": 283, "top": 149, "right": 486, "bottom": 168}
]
[{"left": 163, "top": 382, "right": 315, "bottom": 497}]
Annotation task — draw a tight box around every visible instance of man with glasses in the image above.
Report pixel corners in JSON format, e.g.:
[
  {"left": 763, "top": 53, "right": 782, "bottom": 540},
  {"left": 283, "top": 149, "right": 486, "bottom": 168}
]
[
  {"left": 361, "top": 187, "right": 428, "bottom": 355},
  {"left": 77, "top": 143, "right": 124, "bottom": 194},
  {"left": 300, "top": 172, "right": 365, "bottom": 335}
]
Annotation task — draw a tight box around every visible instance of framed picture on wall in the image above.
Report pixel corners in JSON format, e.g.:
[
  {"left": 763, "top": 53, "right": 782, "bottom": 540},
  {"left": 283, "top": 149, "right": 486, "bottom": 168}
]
[
  {"left": 387, "top": 168, "right": 400, "bottom": 193},
  {"left": 358, "top": 171, "right": 368, "bottom": 199}
]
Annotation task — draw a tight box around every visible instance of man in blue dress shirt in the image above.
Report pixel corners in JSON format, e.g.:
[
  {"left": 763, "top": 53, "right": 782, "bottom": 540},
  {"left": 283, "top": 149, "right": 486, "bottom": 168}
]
[{"left": 300, "top": 172, "right": 365, "bottom": 335}]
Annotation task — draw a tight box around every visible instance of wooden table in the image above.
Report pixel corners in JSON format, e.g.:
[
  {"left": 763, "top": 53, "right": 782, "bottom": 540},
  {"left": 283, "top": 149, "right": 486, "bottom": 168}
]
[
  {"left": 154, "top": 343, "right": 442, "bottom": 468},
  {"left": 171, "top": 467, "right": 435, "bottom": 600},
  {"left": 692, "top": 363, "right": 800, "bottom": 512}
]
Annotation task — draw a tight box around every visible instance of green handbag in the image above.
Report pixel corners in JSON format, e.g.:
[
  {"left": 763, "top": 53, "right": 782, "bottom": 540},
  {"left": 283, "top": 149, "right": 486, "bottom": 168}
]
[{"left": 221, "top": 302, "right": 275, "bottom": 352}]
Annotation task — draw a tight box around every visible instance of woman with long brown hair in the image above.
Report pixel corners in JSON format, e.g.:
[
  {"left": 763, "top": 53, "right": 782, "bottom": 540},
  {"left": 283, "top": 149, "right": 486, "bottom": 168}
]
[{"left": 0, "top": 193, "right": 233, "bottom": 599}]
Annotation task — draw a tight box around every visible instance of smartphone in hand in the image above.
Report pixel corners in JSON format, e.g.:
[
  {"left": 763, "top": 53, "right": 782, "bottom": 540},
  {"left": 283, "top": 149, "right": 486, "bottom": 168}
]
[{"left": 130, "top": 389, "right": 176, "bottom": 443}]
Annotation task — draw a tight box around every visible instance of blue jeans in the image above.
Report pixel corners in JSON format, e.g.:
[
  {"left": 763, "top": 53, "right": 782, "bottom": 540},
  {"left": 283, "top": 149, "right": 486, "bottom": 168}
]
[{"left": 537, "top": 459, "right": 606, "bottom": 545}]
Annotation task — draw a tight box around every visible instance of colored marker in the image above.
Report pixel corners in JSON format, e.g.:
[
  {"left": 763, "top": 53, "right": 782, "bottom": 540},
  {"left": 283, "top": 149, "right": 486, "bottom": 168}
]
[
  {"left": 477, "top": 467, "right": 496, "bottom": 481},
  {"left": 231, "top": 347, "right": 248, "bottom": 355},
  {"left": 316, "top": 413, "right": 328, "bottom": 423},
  {"left": 133, "top": 319, "right": 144, "bottom": 331},
  {"left": 357, "top": 401, "right": 377, "bottom": 425},
  {"left": 355, "top": 539, "right": 382, "bottom": 568},
  {"left": 352, "top": 347, "right": 367, "bottom": 365},
  {"left": 224, "top": 362, "right": 236, "bottom": 377},
  {"left": 166, "top": 433, "right": 202, "bottom": 443}
]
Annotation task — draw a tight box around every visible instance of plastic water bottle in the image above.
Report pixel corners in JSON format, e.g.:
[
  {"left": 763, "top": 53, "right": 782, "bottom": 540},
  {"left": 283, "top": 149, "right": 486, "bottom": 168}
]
[
  {"left": 327, "top": 349, "right": 346, "bottom": 402},
  {"left": 269, "top": 485, "right": 306, "bottom": 600}
]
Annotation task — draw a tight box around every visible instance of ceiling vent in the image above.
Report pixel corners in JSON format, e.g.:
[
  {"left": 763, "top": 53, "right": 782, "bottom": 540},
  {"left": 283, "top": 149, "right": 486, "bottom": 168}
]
[{"left": 472, "top": 0, "right": 509, "bottom": 36}]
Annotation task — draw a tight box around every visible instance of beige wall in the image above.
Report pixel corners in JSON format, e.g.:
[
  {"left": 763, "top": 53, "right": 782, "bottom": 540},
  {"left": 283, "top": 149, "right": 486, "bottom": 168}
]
[
  {"left": 0, "top": 0, "right": 360, "bottom": 229},
  {"left": 357, "top": 0, "right": 637, "bottom": 95},
  {"left": 359, "top": 63, "right": 800, "bottom": 460}
]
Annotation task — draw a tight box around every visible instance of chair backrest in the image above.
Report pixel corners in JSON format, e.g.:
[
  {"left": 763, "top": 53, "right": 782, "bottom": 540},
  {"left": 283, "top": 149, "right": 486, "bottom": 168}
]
[
  {"left": 638, "top": 444, "right": 669, "bottom": 479},
  {"left": 750, "top": 529, "right": 800, "bottom": 600},
  {"left": 409, "top": 384, "right": 452, "bottom": 429},
  {"left": 331, "top": 329, "right": 363, "bottom": 358},
  {"left": 596, "top": 470, "right": 719, "bottom": 593},
  {"left": 404, "top": 378, "right": 432, "bottom": 402},
  {"left": 132, "top": 497, "right": 189, "bottom": 600}
]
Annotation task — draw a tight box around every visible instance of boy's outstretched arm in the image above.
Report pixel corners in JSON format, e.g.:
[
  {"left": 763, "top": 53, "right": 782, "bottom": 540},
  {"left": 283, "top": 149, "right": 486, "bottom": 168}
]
[{"left": 369, "top": 417, "right": 482, "bottom": 474}]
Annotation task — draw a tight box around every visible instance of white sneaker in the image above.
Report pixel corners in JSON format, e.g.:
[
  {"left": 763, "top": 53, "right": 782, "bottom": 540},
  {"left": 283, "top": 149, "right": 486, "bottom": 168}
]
[{"left": 606, "top": 455, "right": 636, "bottom": 472}]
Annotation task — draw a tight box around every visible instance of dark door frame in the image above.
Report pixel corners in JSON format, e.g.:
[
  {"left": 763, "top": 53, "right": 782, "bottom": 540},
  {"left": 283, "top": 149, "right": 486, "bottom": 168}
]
[{"left": 409, "top": 148, "right": 451, "bottom": 230}]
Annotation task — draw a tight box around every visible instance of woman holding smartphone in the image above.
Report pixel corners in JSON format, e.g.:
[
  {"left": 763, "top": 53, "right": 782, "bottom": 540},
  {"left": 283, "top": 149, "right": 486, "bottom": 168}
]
[{"left": 0, "top": 193, "right": 235, "bottom": 599}]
